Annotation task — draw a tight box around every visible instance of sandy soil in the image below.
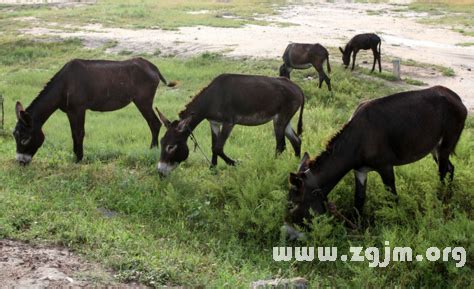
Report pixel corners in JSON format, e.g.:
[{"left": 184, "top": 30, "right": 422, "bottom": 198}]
[
  {"left": 0, "top": 239, "right": 145, "bottom": 288},
  {"left": 18, "top": 1, "right": 474, "bottom": 110}
]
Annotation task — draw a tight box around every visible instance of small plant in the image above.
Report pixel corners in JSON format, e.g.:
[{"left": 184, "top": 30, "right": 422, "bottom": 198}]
[
  {"left": 441, "top": 67, "right": 455, "bottom": 77},
  {"left": 405, "top": 78, "right": 427, "bottom": 86},
  {"left": 456, "top": 42, "right": 474, "bottom": 47}
]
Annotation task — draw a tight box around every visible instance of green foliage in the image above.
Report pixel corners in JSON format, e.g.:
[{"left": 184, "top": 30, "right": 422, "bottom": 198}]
[
  {"left": 402, "top": 59, "right": 456, "bottom": 77},
  {"left": 0, "top": 34, "right": 472, "bottom": 288},
  {"left": 0, "top": 0, "right": 291, "bottom": 30},
  {"left": 404, "top": 78, "right": 427, "bottom": 86},
  {"left": 456, "top": 42, "right": 474, "bottom": 47},
  {"left": 408, "top": 1, "right": 474, "bottom": 36}
]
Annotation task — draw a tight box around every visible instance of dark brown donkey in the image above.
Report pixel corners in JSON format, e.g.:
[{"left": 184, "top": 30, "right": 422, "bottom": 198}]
[
  {"left": 154, "top": 73, "right": 305, "bottom": 175},
  {"left": 279, "top": 43, "right": 332, "bottom": 91},
  {"left": 285, "top": 86, "right": 466, "bottom": 236},
  {"left": 339, "top": 33, "right": 381, "bottom": 72},
  {"left": 14, "top": 58, "right": 176, "bottom": 165}
]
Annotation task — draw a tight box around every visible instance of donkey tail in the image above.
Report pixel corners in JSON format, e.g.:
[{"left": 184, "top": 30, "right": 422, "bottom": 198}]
[
  {"left": 297, "top": 99, "right": 304, "bottom": 136},
  {"left": 157, "top": 69, "right": 177, "bottom": 87},
  {"left": 378, "top": 40, "right": 381, "bottom": 55},
  {"left": 326, "top": 54, "right": 331, "bottom": 74}
]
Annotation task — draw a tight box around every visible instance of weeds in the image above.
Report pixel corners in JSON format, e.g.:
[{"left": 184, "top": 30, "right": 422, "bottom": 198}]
[{"left": 0, "top": 6, "right": 472, "bottom": 289}]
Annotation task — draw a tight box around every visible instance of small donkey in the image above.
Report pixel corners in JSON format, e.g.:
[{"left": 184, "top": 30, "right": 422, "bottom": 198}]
[
  {"left": 155, "top": 74, "right": 305, "bottom": 175},
  {"left": 279, "top": 43, "right": 332, "bottom": 91},
  {"left": 339, "top": 33, "right": 381, "bottom": 72}
]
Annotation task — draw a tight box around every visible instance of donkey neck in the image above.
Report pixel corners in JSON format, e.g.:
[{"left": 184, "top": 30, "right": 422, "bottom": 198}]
[
  {"left": 183, "top": 113, "right": 205, "bottom": 132},
  {"left": 26, "top": 77, "right": 64, "bottom": 127},
  {"left": 305, "top": 126, "right": 361, "bottom": 197},
  {"left": 178, "top": 98, "right": 208, "bottom": 132}
]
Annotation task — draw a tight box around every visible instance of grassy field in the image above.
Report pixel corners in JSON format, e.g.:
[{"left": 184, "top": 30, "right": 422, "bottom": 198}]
[
  {"left": 0, "top": 2, "right": 473, "bottom": 289},
  {"left": 408, "top": 0, "right": 474, "bottom": 36},
  {"left": 0, "top": 0, "right": 291, "bottom": 30}
]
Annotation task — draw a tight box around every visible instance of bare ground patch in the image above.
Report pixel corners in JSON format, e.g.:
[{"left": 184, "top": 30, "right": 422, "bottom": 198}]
[{"left": 0, "top": 239, "right": 146, "bottom": 288}]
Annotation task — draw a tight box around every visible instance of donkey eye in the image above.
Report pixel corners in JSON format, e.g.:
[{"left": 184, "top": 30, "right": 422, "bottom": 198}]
[
  {"left": 166, "top": 144, "right": 177, "bottom": 153},
  {"left": 20, "top": 136, "right": 31, "bottom": 145}
]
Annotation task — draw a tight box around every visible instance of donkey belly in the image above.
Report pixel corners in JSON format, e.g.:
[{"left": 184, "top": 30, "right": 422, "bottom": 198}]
[
  {"left": 380, "top": 134, "right": 442, "bottom": 167},
  {"left": 88, "top": 90, "right": 134, "bottom": 112},
  {"left": 290, "top": 63, "right": 312, "bottom": 70},
  {"left": 232, "top": 114, "right": 274, "bottom": 126}
]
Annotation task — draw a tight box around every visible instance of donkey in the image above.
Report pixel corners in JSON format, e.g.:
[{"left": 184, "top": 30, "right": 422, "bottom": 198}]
[
  {"left": 279, "top": 43, "right": 332, "bottom": 91},
  {"left": 284, "top": 86, "right": 467, "bottom": 236},
  {"left": 13, "top": 57, "right": 176, "bottom": 165},
  {"left": 339, "top": 33, "right": 381, "bottom": 72},
  {"left": 155, "top": 73, "right": 305, "bottom": 175}
]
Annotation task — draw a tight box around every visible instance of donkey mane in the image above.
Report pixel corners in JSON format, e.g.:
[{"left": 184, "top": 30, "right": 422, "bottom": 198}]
[
  {"left": 178, "top": 81, "right": 214, "bottom": 119},
  {"left": 26, "top": 65, "right": 66, "bottom": 112},
  {"left": 309, "top": 121, "right": 354, "bottom": 169}
]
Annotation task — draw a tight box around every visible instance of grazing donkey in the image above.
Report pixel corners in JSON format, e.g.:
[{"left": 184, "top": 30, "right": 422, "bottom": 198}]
[
  {"left": 279, "top": 43, "right": 332, "bottom": 91},
  {"left": 339, "top": 33, "right": 381, "bottom": 72},
  {"left": 155, "top": 74, "right": 305, "bottom": 175},
  {"left": 14, "top": 58, "right": 176, "bottom": 165},
  {"left": 284, "top": 86, "right": 467, "bottom": 235}
]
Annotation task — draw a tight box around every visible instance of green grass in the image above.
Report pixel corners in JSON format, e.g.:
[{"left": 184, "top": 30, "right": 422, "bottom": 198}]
[
  {"left": 0, "top": 24, "right": 473, "bottom": 289},
  {"left": 456, "top": 42, "right": 474, "bottom": 47},
  {"left": 404, "top": 77, "right": 427, "bottom": 86},
  {"left": 408, "top": 1, "right": 474, "bottom": 36},
  {"left": 0, "top": 0, "right": 292, "bottom": 30},
  {"left": 402, "top": 59, "right": 456, "bottom": 77}
]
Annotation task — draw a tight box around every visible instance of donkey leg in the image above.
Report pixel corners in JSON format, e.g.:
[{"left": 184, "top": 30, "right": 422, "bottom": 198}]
[
  {"left": 437, "top": 150, "right": 453, "bottom": 184},
  {"left": 67, "top": 110, "right": 86, "bottom": 162},
  {"left": 371, "top": 48, "right": 377, "bottom": 72},
  {"left": 284, "top": 122, "right": 301, "bottom": 157},
  {"left": 313, "top": 63, "right": 325, "bottom": 89},
  {"left": 378, "top": 52, "right": 382, "bottom": 72},
  {"left": 312, "top": 61, "right": 331, "bottom": 91},
  {"left": 216, "top": 122, "right": 235, "bottom": 166},
  {"left": 273, "top": 116, "right": 286, "bottom": 155},
  {"left": 448, "top": 160, "right": 455, "bottom": 182},
  {"left": 377, "top": 166, "right": 398, "bottom": 202},
  {"left": 351, "top": 50, "right": 359, "bottom": 71},
  {"left": 279, "top": 64, "right": 291, "bottom": 79},
  {"left": 209, "top": 120, "right": 221, "bottom": 167},
  {"left": 325, "top": 74, "right": 332, "bottom": 91},
  {"left": 354, "top": 169, "right": 368, "bottom": 215},
  {"left": 134, "top": 99, "right": 161, "bottom": 148}
]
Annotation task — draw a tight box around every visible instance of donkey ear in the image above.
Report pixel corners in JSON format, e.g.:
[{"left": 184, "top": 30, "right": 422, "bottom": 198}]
[
  {"left": 16, "top": 102, "right": 32, "bottom": 126},
  {"left": 339, "top": 47, "right": 344, "bottom": 54},
  {"left": 155, "top": 107, "right": 171, "bottom": 128},
  {"left": 15, "top": 101, "right": 24, "bottom": 120},
  {"left": 176, "top": 115, "right": 193, "bottom": 133},
  {"left": 297, "top": 152, "right": 310, "bottom": 172},
  {"left": 19, "top": 111, "right": 32, "bottom": 126},
  {"left": 289, "top": 172, "right": 303, "bottom": 187}
]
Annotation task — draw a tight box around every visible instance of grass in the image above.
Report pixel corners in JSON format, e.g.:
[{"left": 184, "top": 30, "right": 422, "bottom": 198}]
[
  {"left": 0, "top": 0, "right": 292, "bottom": 30},
  {"left": 408, "top": 1, "right": 474, "bottom": 36},
  {"left": 0, "top": 34, "right": 472, "bottom": 288},
  {"left": 456, "top": 42, "right": 474, "bottom": 47},
  {"left": 0, "top": 1, "right": 473, "bottom": 287},
  {"left": 404, "top": 77, "right": 427, "bottom": 86},
  {"left": 402, "top": 59, "right": 456, "bottom": 77}
]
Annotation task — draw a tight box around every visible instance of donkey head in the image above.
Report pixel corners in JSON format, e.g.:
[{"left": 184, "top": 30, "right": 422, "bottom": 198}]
[
  {"left": 155, "top": 107, "right": 193, "bottom": 175},
  {"left": 13, "top": 101, "right": 44, "bottom": 165},
  {"left": 285, "top": 152, "right": 327, "bottom": 231},
  {"left": 339, "top": 46, "right": 350, "bottom": 67}
]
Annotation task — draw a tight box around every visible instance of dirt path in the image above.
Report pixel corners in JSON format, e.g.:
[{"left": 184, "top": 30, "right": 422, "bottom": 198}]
[
  {"left": 0, "top": 239, "right": 145, "bottom": 288},
  {"left": 20, "top": 0, "right": 474, "bottom": 112}
]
